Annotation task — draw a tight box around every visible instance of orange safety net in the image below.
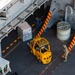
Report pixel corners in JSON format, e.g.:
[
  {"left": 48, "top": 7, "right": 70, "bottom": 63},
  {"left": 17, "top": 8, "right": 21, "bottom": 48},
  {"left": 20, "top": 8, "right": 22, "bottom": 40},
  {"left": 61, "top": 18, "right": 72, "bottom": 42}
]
[
  {"left": 62, "top": 35, "right": 75, "bottom": 58},
  {"left": 36, "top": 11, "right": 52, "bottom": 37}
]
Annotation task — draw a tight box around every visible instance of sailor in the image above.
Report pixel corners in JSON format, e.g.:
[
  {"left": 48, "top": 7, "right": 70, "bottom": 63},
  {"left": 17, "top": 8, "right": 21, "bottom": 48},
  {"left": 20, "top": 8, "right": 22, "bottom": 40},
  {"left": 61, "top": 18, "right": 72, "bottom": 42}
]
[
  {"left": 35, "top": 17, "right": 41, "bottom": 30},
  {"left": 63, "top": 45, "right": 69, "bottom": 62}
]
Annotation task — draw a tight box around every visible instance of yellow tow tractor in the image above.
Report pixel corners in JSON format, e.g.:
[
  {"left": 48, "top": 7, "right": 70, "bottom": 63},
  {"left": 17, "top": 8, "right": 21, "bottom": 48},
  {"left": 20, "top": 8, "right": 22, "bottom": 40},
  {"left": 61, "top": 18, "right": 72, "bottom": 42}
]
[{"left": 29, "top": 36, "right": 52, "bottom": 64}]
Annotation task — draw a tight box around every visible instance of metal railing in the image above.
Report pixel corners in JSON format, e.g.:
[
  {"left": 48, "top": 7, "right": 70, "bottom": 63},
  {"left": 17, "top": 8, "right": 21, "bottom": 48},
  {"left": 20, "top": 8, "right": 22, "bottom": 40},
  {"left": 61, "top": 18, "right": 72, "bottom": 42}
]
[{"left": 0, "top": 0, "right": 48, "bottom": 41}]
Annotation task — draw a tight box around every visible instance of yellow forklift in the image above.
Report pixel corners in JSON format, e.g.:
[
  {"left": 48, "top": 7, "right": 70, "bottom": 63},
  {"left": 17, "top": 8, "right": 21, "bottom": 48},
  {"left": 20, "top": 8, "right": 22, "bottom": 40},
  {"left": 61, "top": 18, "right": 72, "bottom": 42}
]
[{"left": 29, "top": 37, "right": 52, "bottom": 64}]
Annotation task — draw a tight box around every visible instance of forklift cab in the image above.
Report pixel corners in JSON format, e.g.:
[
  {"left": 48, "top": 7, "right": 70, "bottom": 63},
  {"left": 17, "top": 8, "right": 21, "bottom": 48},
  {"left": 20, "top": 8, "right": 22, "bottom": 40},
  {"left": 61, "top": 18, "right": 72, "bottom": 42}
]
[{"left": 0, "top": 57, "right": 11, "bottom": 75}]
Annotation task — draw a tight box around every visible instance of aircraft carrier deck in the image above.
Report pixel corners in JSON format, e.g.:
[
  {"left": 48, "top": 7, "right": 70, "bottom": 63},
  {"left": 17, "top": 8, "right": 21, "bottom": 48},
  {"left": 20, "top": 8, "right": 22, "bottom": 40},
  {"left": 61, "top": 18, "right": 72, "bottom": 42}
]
[{"left": 1, "top": 6, "right": 75, "bottom": 75}]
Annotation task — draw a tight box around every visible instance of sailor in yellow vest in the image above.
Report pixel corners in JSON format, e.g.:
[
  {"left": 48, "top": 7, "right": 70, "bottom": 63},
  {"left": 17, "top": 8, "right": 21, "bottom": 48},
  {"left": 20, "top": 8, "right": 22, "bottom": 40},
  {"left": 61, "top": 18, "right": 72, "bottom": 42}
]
[{"left": 63, "top": 45, "right": 69, "bottom": 62}]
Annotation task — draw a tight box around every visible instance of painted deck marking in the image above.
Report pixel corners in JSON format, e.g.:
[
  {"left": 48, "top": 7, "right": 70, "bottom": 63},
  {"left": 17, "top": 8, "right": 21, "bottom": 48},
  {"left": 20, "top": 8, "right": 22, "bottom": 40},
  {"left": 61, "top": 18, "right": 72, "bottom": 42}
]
[
  {"left": 3, "top": 41, "right": 22, "bottom": 58},
  {"left": 2, "top": 37, "right": 21, "bottom": 54}
]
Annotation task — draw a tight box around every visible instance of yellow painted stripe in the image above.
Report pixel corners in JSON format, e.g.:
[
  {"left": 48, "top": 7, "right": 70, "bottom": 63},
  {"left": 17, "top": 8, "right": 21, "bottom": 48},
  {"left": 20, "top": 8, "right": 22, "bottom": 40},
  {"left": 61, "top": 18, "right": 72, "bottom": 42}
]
[
  {"left": 2, "top": 50, "right": 5, "bottom": 53},
  {"left": 47, "top": 16, "right": 50, "bottom": 20},
  {"left": 46, "top": 18, "right": 49, "bottom": 22},
  {"left": 40, "top": 30, "right": 43, "bottom": 34},
  {"left": 40, "top": 29, "right": 43, "bottom": 33},
  {"left": 6, "top": 46, "right": 10, "bottom": 50},
  {"left": 42, "top": 26, "right": 45, "bottom": 30},
  {"left": 71, "top": 42, "right": 74, "bottom": 46},
  {"left": 14, "top": 40, "right": 17, "bottom": 43},
  {"left": 45, "top": 21, "right": 48, "bottom": 25},
  {"left": 47, "top": 15, "right": 50, "bottom": 18},
  {"left": 49, "top": 11, "right": 52, "bottom": 15},
  {"left": 69, "top": 45, "right": 72, "bottom": 48},
  {"left": 48, "top": 13, "right": 51, "bottom": 16},
  {"left": 43, "top": 24, "right": 46, "bottom": 27},
  {"left": 68, "top": 48, "right": 71, "bottom": 52},
  {"left": 46, "top": 16, "right": 50, "bottom": 20},
  {"left": 69, "top": 46, "right": 72, "bottom": 49},
  {"left": 32, "top": 24, "right": 35, "bottom": 27},
  {"left": 68, "top": 47, "right": 71, "bottom": 51},
  {"left": 17, "top": 37, "right": 21, "bottom": 39},
  {"left": 43, "top": 24, "right": 46, "bottom": 28},
  {"left": 39, "top": 31, "right": 42, "bottom": 35},
  {"left": 10, "top": 43, "right": 13, "bottom": 46},
  {"left": 48, "top": 12, "right": 51, "bottom": 16},
  {"left": 72, "top": 40, "right": 75, "bottom": 43},
  {"left": 40, "top": 31, "right": 42, "bottom": 34}
]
